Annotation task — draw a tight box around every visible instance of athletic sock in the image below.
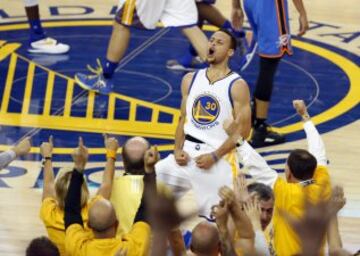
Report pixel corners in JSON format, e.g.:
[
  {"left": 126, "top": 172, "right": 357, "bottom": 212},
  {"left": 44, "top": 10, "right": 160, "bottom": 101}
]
[
  {"left": 28, "top": 19, "right": 46, "bottom": 43},
  {"left": 102, "top": 59, "right": 118, "bottom": 79},
  {"left": 254, "top": 118, "right": 267, "bottom": 129}
]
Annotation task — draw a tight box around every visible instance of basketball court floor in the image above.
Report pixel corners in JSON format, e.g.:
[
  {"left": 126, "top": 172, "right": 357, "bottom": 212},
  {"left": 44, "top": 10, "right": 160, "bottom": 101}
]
[{"left": 0, "top": 0, "right": 359, "bottom": 254}]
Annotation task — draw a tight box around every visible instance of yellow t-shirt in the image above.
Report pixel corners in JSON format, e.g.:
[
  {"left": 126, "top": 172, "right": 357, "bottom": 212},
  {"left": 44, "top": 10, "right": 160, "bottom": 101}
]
[
  {"left": 40, "top": 196, "right": 101, "bottom": 256},
  {"left": 110, "top": 175, "right": 171, "bottom": 235},
  {"left": 65, "top": 221, "right": 151, "bottom": 256},
  {"left": 272, "top": 165, "right": 331, "bottom": 256}
]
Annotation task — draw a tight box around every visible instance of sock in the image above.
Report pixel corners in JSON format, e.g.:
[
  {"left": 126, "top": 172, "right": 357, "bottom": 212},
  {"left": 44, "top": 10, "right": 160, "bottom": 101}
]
[
  {"left": 254, "top": 118, "right": 266, "bottom": 129},
  {"left": 102, "top": 59, "right": 118, "bottom": 79},
  {"left": 28, "top": 19, "right": 46, "bottom": 43}
]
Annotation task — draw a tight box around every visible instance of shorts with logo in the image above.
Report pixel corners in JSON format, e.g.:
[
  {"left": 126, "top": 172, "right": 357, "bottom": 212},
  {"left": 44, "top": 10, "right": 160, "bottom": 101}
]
[
  {"left": 116, "top": 0, "right": 198, "bottom": 29},
  {"left": 244, "top": 0, "right": 293, "bottom": 57},
  {"left": 155, "top": 140, "right": 238, "bottom": 218}
]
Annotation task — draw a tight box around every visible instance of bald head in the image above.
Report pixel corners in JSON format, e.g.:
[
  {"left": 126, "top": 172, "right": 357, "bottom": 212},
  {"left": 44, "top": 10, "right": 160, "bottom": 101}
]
[
  {"left": 190, "top": 221, "right": 220, "bottom": 256},
  {"left": 122, "top": 137, "right": 150, "bottom": 174},
  {"left": 88, "top": 199, "right": 118, "bottom": 233}
]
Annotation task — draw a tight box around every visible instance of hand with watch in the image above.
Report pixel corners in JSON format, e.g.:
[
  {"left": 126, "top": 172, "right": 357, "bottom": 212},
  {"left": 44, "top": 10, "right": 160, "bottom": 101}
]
[{"left": 40, "top": 136, "right": 54, "bottom": 165}]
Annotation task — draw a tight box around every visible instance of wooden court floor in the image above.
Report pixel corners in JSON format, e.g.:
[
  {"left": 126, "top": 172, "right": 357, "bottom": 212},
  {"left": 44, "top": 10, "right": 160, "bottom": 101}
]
[{"left": 0, "top": 0, "right": 359, "bottom": 255}]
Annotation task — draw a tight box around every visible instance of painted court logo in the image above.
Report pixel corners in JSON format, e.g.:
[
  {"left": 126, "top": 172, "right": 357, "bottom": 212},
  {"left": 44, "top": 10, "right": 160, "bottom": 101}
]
[{"left": 192, "top": 94, "right": 220, "bottom": 126}]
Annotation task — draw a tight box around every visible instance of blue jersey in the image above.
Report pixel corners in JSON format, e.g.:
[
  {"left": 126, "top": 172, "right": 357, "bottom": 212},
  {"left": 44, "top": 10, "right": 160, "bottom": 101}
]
[{"left": 244, "top": 0, "right": 293, "bottom": 57}]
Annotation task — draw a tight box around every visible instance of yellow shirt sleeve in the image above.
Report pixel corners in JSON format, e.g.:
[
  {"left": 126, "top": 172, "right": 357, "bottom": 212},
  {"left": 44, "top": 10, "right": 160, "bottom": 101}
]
[
  {"left": 65, "top": 224, "right": 92, "bottom": 256},
  {"left": 40, "top": 197, "right": 59, "bottom": 226},
  {"left": 122, "top": 222, "right": 151, "bottom": 256}
]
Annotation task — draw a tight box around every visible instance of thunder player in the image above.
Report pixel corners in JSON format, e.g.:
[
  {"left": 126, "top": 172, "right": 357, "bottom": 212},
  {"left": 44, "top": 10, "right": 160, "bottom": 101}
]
[
  {"left": 241, "top": 0, "right": 309, "bottom": 147},
  {"left": 155, "top": 29, "right": 251, "bottom": 218}
]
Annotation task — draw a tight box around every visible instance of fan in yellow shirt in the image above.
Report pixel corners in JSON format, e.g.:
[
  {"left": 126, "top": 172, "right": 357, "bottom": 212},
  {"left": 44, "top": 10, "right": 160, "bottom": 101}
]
[
  {"left": 232, "top": 100, "right": 331, "bottom": 255},
  {"left": 39, "top": 135, "right": 119, "bottom": 255},
  {"left": 64, "top": 139, "right": 159, "bottom": 256},
  {"left": 110, "top": 136, "right": 171, "bottom": 235}
]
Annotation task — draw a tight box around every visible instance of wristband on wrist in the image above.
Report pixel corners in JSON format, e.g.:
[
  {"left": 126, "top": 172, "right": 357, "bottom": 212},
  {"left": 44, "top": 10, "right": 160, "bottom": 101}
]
[
  {"left": 41, "top": 157, "right": 52, "bottom": 166},
  {"left": 106, "top": 150, "right": 117, "bottom": 160},
  {"left": 302, "top": 113, "right": 310, "bottom": 121},
  {"left": 211, "top": 152, "right": 219, "bottom": 162}
]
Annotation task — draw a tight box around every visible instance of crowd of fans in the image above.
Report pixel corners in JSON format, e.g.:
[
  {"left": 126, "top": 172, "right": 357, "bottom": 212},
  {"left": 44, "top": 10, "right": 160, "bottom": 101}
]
[{"left": 1, "top": 101, "right": 359, "bottom": 256}]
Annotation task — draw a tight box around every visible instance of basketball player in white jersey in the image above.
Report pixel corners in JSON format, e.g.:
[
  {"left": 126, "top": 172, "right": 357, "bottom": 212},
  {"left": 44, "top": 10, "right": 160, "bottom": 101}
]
[{"left": 156, "top": 29, "right": 251, "bottom": 218}]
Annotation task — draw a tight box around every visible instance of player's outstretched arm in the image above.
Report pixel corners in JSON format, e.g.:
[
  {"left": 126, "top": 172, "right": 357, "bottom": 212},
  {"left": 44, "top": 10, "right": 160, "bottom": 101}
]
[
  {"left": 96, "top": 134, "right": 119, "bottom": 199},
  {"left": 40, "top": 136, "right": 56, "bottom": 200},
  {"left": 174, "top": 73, "right": 193, "bottom": 166}
]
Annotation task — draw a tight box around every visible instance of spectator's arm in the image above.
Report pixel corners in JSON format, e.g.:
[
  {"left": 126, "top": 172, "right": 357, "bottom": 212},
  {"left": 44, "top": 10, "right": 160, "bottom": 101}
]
[
  {"left": 97, "top": 135, "right": 119, "bottom": 199},
  {"left": 40, "top": 136, "right": 56, "bottom": 200},
  {"left": 293, "top": 100, "right": 327, "bottom": 166},
  {"left": 0, "top": 150, "right": 16, "bottom": 170},
  {"left": 303, "top": 121, "right": 327, "bottom": 166},
  {"left": 64, "top": 137, "right": 88, "bottom": 229},
  {"left": 168, "top": 229, "right": 187, "bottom": 256},
  {"left": 64, "top": 169, "right": 84, "bottom": 229},
  {"left": 134, "top": 146, "right": 159, "bottom": 223},
  {"left": 236, "top": 141, "right": 278, "bottom": 188}
]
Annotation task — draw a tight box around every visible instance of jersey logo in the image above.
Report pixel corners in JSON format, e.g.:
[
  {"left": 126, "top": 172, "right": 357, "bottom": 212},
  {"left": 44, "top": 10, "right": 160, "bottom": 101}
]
[{"left": 192, "top": 94, "right": 220, "bottom": 125}]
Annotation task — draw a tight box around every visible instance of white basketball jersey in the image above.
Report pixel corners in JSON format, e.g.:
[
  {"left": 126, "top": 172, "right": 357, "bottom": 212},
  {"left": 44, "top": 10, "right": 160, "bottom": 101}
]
[{"left": 184, "top": 68, "right": 243, "bottom": 149}]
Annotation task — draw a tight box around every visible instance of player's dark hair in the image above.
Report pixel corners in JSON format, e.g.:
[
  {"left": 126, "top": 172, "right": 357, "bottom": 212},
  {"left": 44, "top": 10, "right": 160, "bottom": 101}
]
[
  {"left": 247, "top": 182, "right": 274, "bottom": 201},
  {"left": 287, "top": 149, "right": 317, "bottom": 181},
  {"left": 26, "top": 236, "right": 60, "bottom": 256},
  {"left": 218, "top": 28, "right": 237, "bottom": 51}
]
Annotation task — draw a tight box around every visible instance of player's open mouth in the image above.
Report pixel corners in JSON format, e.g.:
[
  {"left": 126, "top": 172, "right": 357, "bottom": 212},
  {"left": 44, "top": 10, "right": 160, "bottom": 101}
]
[{"left": 208, "top": 48, "right": 215, "bottom": 56}]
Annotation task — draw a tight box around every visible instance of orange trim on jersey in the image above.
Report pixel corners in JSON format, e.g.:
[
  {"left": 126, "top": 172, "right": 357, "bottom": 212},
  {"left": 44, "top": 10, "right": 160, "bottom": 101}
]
[
  {"left": 274, "top": 0, "right": 291, "bottom": 53},
  {"left": 280, "top": 0, "right": 289, "bottom": 34},
  {"left": 121, "top": 0, "right": 136, "bottom": 25}
]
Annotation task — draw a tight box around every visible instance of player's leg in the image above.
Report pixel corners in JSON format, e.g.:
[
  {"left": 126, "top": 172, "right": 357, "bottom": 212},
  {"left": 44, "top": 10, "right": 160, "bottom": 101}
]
[
  {"left": 247, "top": 0, "right": 291, "bottom": 147},
  {"left": 251, "top": 57, "right": 284, "bottom": 147},
  {"left": 161, "top": 0, "right": 209, "bottom": 70},
  {"left": 75, "top": 0, "right": 165, "bottom": 95},
  {"left": 155, "top": 154, "right": 192, "bottom": 200},
  {"left": 190, "top": 157, "right": 235, "bottom": 219},
  {"left": 24, "top": 0, "right": 69, "bottom": 54}
]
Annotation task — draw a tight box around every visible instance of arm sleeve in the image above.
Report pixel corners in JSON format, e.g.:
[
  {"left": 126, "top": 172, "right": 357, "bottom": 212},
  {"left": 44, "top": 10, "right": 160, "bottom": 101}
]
[
  {"left": 0, "top": 150, "right": 16, "bottom": 170},
  {"left": 303, "top": 120, "right": 327, "bottom": 166},
  {"left": 254, "top": 231, "right": 271, "bottom": 256},
  {"left": 236, "top": 141, "right": 278, "bottom": 188},
  {"left": 133, "top": 172, "right": 156, "bottom": 223},
  {"left": 64, "top": 169, "right": 84, "bottom": 230}
]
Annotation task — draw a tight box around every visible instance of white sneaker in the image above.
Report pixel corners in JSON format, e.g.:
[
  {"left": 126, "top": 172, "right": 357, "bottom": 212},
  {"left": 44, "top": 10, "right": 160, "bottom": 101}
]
[{"left": 28, "top": 37, "right": 70, "bottom": 54}]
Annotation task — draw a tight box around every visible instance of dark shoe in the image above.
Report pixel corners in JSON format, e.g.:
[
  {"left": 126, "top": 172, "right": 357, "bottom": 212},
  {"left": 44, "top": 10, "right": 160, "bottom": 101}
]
[{"left": 250, "top": 123, "right": 285, "bottom": 148}]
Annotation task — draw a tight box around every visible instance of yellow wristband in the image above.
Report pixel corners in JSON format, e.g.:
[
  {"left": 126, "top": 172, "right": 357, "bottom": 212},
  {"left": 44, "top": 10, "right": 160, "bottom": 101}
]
[{"left": 106, "top": 150, "right": 117, "bottom": 160}]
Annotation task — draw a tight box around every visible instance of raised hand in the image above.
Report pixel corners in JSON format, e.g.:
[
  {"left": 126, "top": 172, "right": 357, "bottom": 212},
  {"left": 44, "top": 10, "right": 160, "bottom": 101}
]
[
  {"left": 103, "top": 134, "right": 119, "bottom": 151},
  {"left": 234, "top": 173, "right": 250, "bottom": 203},
  {"left": 144, "top": 145, "right": 160, "bottom": 174},
  {"left": 243, "top": 197, "right": 262, "bottom": 231},
  {"left": 72, "top": 137, "right": 88, "bottom": 172},
  {"left": 218, "top": 186, "right": 236, "bottom": 206},
  {"left": 211, "top": 200, "right": 229, "bottom": 230},
  {"left": 40, "top": 136, "right": 53, "bottom": 158},
  {"left": 12, "top": 137, "right": 31, "bottom": 157}
]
